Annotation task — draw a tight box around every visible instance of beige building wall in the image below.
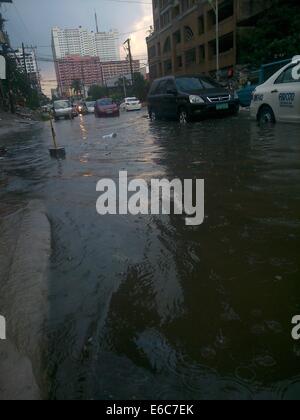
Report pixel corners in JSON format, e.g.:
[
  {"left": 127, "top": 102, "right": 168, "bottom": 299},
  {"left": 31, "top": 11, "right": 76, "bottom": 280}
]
[{"left": 147, "top": 0, "right": 270, "bottom": 80}]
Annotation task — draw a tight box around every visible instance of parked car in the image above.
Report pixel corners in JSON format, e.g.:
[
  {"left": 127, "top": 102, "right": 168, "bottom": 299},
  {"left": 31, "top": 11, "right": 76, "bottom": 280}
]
[
  {"left": 86, "top": 101, "right": 96, "bottom": 113},
  {"left": 250, "top": 55, "right": 300, "bottom": 124},
  {"left": 95, "top": 98, "right": 120, "bottom": 118},
  {"left": 237, "top": 58, "right": 293, "bottom": 107},
  {"left": 148, "top": 75, "right": 240, "bottom": 123},
  {"left": 53, "top": 100, "right": 73, "bottom": 121},
  {"left": 120, "top": 97, "right": 142, "bottom": 112}
]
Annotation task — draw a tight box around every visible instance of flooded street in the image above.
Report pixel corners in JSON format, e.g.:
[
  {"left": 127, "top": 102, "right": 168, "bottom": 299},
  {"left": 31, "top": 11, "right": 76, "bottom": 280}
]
[{"left": 0, "top": 111, "right": 300, "bottom": 400}]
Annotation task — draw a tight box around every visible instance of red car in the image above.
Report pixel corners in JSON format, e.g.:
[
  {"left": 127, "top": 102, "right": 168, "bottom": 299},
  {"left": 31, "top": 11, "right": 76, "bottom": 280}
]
[{"left": 95, "top": 98, "right": 120, "bottom": 118}]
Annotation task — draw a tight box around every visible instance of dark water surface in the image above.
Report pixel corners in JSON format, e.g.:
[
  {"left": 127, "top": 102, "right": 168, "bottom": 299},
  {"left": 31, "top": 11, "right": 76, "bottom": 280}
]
[{"left": 0, "top": 111, "right": 300, "bottom": 400}]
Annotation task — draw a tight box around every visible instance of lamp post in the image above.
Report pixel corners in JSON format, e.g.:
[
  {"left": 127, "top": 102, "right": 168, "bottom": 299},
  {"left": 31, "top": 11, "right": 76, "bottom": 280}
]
[{"left": 208, "top": 0, "right": 220, "bottom": 80}]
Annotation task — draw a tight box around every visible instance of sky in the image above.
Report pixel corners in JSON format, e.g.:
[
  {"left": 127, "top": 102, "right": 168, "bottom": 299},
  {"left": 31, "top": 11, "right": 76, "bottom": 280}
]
[{"left": 1, "top": 0, "right": 153, "bottom": 95}]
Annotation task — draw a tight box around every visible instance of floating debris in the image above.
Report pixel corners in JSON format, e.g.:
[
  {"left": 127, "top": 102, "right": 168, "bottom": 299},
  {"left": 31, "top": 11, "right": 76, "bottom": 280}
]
[{"left": 102, "top": 133, "right": 117, "bottom": 139}]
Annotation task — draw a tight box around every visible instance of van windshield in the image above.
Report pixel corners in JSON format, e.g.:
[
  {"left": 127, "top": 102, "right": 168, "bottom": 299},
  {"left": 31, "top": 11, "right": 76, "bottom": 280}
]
[{"left": 176, "top": 77, "right": 221, "bottom": 92}]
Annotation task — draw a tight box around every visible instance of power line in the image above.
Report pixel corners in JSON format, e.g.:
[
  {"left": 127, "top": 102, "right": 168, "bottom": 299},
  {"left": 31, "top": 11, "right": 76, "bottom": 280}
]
[{"left": 102, "top": 0, "right": 152, "bottom": 4}]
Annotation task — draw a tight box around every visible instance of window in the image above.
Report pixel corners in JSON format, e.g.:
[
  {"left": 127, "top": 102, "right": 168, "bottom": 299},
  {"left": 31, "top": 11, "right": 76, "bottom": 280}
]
[
  {"left": 163, "top": 37, "right": 171, "bottom": 54},
  {"left": 160, "top": 11, "right": 171, "bottom": 28},
  {"left": 173, "top": 5, "right": 180, "bottom": 19},
  {"left": 199, "top": 45, "right": 205, "bottom": 63},
  {"left": 164, "top": 59, "right": 172, "bottom": 75},
  {"left": 176, "top": 76, "right": 221, "bottom": 92},
  {"left": 173, "top": 30, "right": 181, "bottom": 45},
  {"left": 149, "top": 78, "right": 160, "bottom": 94},
  {"left": 275, "top": 64, "right": 300, "bottom": 84},
  {"left": 184, "top": 26, "right": 194, "bottom": 43},
  {"left": 185, "top": 48, "right": 196, "bottom": 66},
  {"left": 198, "top": 16, "right": 205, "bottom": 35},
  {"left": 156, "top": 80, "right": 167, "bottom": 94},
  {"left": 149, "top": 45, "right": 156, "bottom": 59},
  {"left": 165, "top": 79, "right": 176, "bottom": 92},
  {"left": 176, "top": 55, "right": 183, "bottom": 69},
  {"left": 150, "top": 65, "right": 158, "bottom": 80}
]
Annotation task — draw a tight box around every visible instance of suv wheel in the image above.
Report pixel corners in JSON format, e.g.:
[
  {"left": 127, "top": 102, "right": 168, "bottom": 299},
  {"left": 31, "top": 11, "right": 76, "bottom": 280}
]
[
  {"left": 149, "top": 108, "right": 158, "bottom": 121},
  {"left": 258, "top": 105, "right": 275, "bottom": 124}
]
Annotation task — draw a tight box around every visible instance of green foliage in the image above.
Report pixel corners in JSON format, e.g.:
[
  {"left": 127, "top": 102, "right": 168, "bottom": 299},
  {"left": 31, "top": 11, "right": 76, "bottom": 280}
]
[
  {"left": 71, "top": 79, "right": 82, "bottom": 96},
  {"left": 88, "top": 85, "right": 108, "bottom": 100},
  {"left": 88, "top": 73, "right": 149, "bottom": 102},
  {"left": 132, "top": 72, "right": 149, "bottom": 101},
  {"left": 238, "top": 0, "right": 300, "bottom": 66},
  {"left": 2, "top": 56, "right": 40, "bottom": 110}
]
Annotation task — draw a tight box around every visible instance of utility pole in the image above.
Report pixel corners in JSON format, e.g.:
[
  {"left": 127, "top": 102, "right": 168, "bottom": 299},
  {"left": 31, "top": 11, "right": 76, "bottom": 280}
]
[
  {"left": 208, "top": 0, "right": 220, "bottom": 80},
  {"left": 31, "top": 45, "right": 41, "bottom": 92},
  {"left": 22, "top": 42, "right": 28, "bottom": 79},
  {"left": 122, "top": 74, "right": 127, "bottom": 98},
  {"left": 94, "top": 10, "right": 99, "bottom": 33},
  {"left": 124, "top": 38, "right": 134, "bottom": 86},
  {"left": 216, "top": 0, "right": 219, "bottom": 80}
]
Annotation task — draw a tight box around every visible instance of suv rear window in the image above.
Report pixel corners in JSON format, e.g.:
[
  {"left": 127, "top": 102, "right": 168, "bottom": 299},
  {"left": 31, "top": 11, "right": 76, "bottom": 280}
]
[{"left": 149, "top": 80, "right": 160, "bottom": 95}]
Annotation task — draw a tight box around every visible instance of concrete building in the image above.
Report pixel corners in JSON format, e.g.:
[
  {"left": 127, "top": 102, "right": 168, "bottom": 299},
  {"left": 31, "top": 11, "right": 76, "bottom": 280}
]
[
  {"left": 95, "top": 31, "right": 120, "bottom": 62},
  {"left": 101, "top": 60, "right": 141, "bottom": 85},
  {"left": 146, "top": 0, "right": 273, "bottom": 80},
  {"left": 15, "top": 47, "right": 41, "bottom": 91},
  {"left": 55, "top": 55, "right": 103, "bottom": 97},
  {"left": 51, "top": 26, "right": 120, "bottom": 62}
]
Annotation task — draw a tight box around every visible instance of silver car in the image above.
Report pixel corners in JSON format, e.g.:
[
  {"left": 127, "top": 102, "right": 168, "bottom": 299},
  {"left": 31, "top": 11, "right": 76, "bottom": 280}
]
[{"left": 53, "top": 100, "right": 73, "bottom": 121}]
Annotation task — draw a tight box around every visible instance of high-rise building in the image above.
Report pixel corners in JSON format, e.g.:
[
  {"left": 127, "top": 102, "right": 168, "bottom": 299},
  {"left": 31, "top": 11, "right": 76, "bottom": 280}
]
[
  {"left": 101, "top": 60, "right": 141, "bottom": 85},
  {"left": 95, "top": 31, "right": 120, "bottom": 62},
  {"left": 15, "top": 47, "right": 41, "bottom": 91},
  {"left": 146, "top": 0, "right": 273, "bottom": 80},
  {"left": 51, "top": 26, "right": 120, "bottom": 62},
  {"left": 55, "top": 55, "right": 103, "bottom": 97}
]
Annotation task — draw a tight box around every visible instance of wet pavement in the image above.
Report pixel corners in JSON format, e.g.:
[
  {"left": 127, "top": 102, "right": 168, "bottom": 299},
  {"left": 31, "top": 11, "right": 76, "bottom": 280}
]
[{"left": 0, "top": 110, "right": 300, "bottom": 400}]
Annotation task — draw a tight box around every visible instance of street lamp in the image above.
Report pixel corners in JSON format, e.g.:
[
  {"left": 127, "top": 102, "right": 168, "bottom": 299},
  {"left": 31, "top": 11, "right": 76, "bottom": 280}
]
[{"left": 208, "top": 0, "right": 220, "bottom": 80}]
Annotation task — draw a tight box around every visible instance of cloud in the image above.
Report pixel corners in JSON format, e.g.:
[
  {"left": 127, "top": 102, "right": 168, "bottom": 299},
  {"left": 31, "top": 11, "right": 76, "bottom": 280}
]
[{"left": 120, "top": 4, "right": 153, "bottom": 67}]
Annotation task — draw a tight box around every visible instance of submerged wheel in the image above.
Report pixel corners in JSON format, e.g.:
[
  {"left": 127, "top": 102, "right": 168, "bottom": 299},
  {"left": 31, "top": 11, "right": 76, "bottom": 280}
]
[
  {"left": 178, "top": 108, "right": 189, "bottom": 124},
  {"left": 258, "top": 105, "right": 275, "bottom": 124},
  {"left": 149, "top": 108, "right": 159, "bottom": 121}
]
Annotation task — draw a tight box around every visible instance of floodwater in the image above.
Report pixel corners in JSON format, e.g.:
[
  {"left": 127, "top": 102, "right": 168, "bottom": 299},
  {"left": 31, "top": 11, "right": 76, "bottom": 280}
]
[{"left": 0, "top": 110, "right": 300, "bottom": 400}]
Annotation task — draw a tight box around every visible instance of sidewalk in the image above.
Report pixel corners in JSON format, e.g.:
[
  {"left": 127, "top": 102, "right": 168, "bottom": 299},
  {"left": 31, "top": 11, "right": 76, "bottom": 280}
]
[
  {"left": 0, "top": 200, "right": 51, "bottom": 400},
  {"left": 0, "top": 110, "right": 40, "bottom": 139}
]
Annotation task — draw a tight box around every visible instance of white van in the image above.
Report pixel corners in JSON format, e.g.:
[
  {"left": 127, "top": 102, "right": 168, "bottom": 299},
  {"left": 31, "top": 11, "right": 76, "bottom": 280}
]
[{"left": 250, "top": 56, "right": 300, "bottom": 123}]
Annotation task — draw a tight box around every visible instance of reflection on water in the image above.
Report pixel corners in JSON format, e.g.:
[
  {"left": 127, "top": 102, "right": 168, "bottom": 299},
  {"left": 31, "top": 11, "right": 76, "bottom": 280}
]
[{"left": 0, "top": 112, "right": 300, "bottom": 400}]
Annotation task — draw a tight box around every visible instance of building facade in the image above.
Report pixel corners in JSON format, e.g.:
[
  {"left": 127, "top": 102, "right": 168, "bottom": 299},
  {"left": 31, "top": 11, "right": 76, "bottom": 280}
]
[
  {"left": 55, "top": 55, "right": 103, "bottom": 97},
  {"left": 51, "top": 27, "right": 120, "bottom": 62},
  {"left": 101, "top": 60, "right": 141, "bottom": 85},
  {"left": 94, "top": 31, "right": 120, "bottom": 62},
  {"left": 146, "top": 0, "right": 273, "bottom": 80},
  {"left": 15, "top": 47, "right": 41, "bottom": 91}
]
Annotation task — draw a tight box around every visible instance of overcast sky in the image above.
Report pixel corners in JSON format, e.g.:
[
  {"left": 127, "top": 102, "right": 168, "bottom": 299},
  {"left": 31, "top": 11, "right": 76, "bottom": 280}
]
[{"left": 2, "top": 0, "right": 153, "bottom": 95}]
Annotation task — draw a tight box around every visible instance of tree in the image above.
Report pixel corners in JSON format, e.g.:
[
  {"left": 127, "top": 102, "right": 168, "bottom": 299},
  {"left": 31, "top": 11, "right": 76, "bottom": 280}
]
[
  {"left": 132, "top": 72, "right": 149, "bottom": 102},
  {"left": 238, "top": 0, "right": 300, "bottom": 66},
  {"left": 88, "top": 84, "right": 107, "bottom": 100},
  {"left": 71, "top": 79, "right": 82, "bottom": 96}
]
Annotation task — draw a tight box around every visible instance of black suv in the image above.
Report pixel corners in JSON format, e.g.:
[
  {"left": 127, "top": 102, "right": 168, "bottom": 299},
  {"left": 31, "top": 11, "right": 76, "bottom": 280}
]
[{"left": 147, "top": 75, "right": 239, "bottom": 123}]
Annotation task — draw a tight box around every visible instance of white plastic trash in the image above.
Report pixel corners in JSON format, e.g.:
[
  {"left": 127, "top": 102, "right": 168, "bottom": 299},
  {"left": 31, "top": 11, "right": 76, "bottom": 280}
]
[{"left": 102, "top": 133, "right": 117, "bottom": 139}]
